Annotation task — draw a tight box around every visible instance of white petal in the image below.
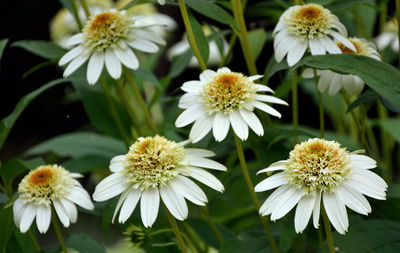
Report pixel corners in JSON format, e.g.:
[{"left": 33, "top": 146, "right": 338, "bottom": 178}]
[
  {"left": 328, "top": 73, "right": 343, "bottom": 96},
  {"left": 59, "top": 46, "right": 83, "bottom": 66},
  {"left": 160, "top": 184, "right": 188, "bottom": 221},
  {"left": 229, "top": 110, "right": 249, "bottom": 140},
  {"left": 331, "top": 20, "right": 347, "bottom": 37},
  {"left": 287, "top": 38, "right": 308, "bottom": 66},
  {"left": 179, "top": 93, "right": 201, "bottom": 109},
  {"left": 127, "top": 38, "right": 158, "bottom": 53},
  {"left": 87, "top": 51, "right": 104, "bottom": 85},
  {"left": 319, "top": 35, "right": 341, "bottom": 54},
  {"left": 199, "top": 70, "right": 217, "bottom": 82},
  {"left": 60, "top": 198, "right": 78, "bottom": 223},
  {"left": 63, "top": 53, "right": 90, "bottom": 77},
  {"left": 295, "top": 195, "right": 316, "bottom": 233},
  {"left": 110, "top": 155, "right": 126, "bottom": 172},
  {"left": 239, "top": 109, "right": 264, "bottom": 136},
  {"left": 275, "top": 35, "right": 297, "bottom": 63},
  {"left": 254, "top": 172, "right": 287, "bottom": 192},
  {"left": 249, "top": 75, "right": 263, "bottom": 81},
  {"left": 36, "top": 205, "right": 51, "bottom": 233},
  {"left": 337, "top": 185, "right": 371, "bottom": 215},
  {"left": 375, "top": 33, "right": 393, "bottom": 50},
  {"left": 93, "top": 173, "right": 128, "bottom": 201},
  {"left": 270, "top": 187, "right": 303, "bottom": 221},
  {"left": 252, "top": 101, "right": 281, "bottom": 118},
  {"left": 19, "top": 204, "right": 37, "bottom": 233},
  {"left": 317, "top": 71, "right": 333, "bottom": 93},
  {"left": 350, "top": 154, "right": 377, "bottom": 169},
  {"left": 119, "top": 190, "right": 142, "bottom": 223},
  {"left": 66, "top": 187, "right": 94, "bottom": 210},
  {"left": 132, "top": 29, "right": 166, "bottom": 45},
  {"left": 175, "top": 104, "right": 205, "bottom": 128},
  {"left": 323, "top": 192, "right": 348, "bottom": 234},
  {"left": 113, "top": 47, "right": 139, "bottom": 70},
  {"left": 186, "top": 157, "right": 227, "bottom": 171},
  {"left": 309, "top": 38, "right": 326, "bottom": 55},
  {"left": 189, "top": 167, "right": 224, "bottom": 192},
  {"left": 171, "top": 176, "right": 207, "bottom": 205},
  {"left": 313, "top": 191, "right": 322, "bottom": 228},
  {"left": 105, "top": 49, "right": 122, "bottom": 79},
  {"left": 140, "top": 188, "right": 160, "bottom": 227},
  {"left": 259, "top": 184, "right": 291, "bottom": 215},
  {"left": 329, "top": 31, "right": 357, "bottom": 52},
  {"left": 189, "top": 114, "right": 214, "bottom": 143},
  {"left": 181, "top": 80, "right": 203, "bottom": 93},
  {"left": 53, "top": 199, "right": 70, "bottom": 227},
  {"left": 255, "top": 95, "right": 288, "bottom": 106},
  {"left": 65, "top": 33, "right": 83, "bottom": 47},
  {"left": 255, "top": 84, "right": 274, "bottom": 93},
  {"left": 217, "top": 67, "right": 231, "bottom": 73},
  {"left": 184, "top": 148, "right": 215, "bottom": 158},
  {"left": 13, "top": 198, "right": 26, "bottom": 228},
  {"left": 257, "top": 160, "right": 288, "bottom": 174},
  {"left": 302, "top": 68, "right": 315, "bottom": 78},
  {"left": 213, "top": 112, "right": 230, "bottom": 141},
  {"left": 70, "top": 173, "right": 83, "bottom": 178}
]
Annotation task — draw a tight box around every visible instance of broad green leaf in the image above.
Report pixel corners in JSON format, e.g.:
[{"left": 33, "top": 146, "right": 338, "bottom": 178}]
[
  {"left": 0, "top": 208, "right": 14, "bottom": 253},
  {"left": 67, "top": 234, "right": 106, "bottom": 253},
  {"left": 12, "top": 40, "right": 66, "bottom": 59},
  {"left": 188, "top": 9, "right": 209, "bottom": 64},
  {"left": 62, "top": 154, "right": 110, "bottom": 173},
  {"left": 346, "top": 89, "right": 378, "bottom": 112},
  {"left": 0, "top": 79, "right": 68, "bottom": 150},
  {"left": 248, "top": 29, "right": 267, "bottom": 61},
  {"left": 0, "top": 38, "right": 8, "bottom": 60},
  {"left": 263, "top": 56, "right": 290, "bottom": 82},
  {"left": 121, "top": 0, "right": 155, "bottom": 10},
  {"left": 25, "top": 132, "right": 126, "bottom": 159},
  {"left": 185, "top": 0, "right": 237, "bottom": 28},
  {"left": 302, "top": 54, "right": 400, "bottom": 108},
  {"left": 378, "top": 118, "right": 400, "bottom": 143}
]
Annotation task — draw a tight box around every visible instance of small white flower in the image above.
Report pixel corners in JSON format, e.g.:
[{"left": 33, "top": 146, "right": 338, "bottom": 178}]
[
  {"left": 375, "top": 18, "right": 399, "bottom": 52},
  {"left": 303, "top": 37, "right": 381, "bottom": 96},
  {"left": 274, "top": 3, "right": 356, "bottom": 66},
  {"left": 255, "top": 138, "right": 387, "bottom": 234},
  {"left": 13, "top": 165, "right": 94, "bottom": 234},
  {"left": 93, "top": 135, "right": 225, "bottom": 227},
  {"left": 59, "top": 9, "right": 166, "bottom": 85},
  {"left": 175, "top": 67, "right": 288, "bottom": 143},
  {"left": 158, "top": 0, "right": 166, "bottom": 5}
]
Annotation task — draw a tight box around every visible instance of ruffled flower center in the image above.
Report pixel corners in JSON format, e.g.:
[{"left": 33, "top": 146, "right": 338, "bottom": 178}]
[
  {"left": 337, "top": 37, "right": 372, "bottom": 56},
  {"left": 123, "top": 136, "right": 186, "bottom": 190},
  {"left": 284, "top": 4, "right": 331, "bottom": 39},
  {"left": 285, "top": 138, "right": 351, "bottom": 193},
  {"left": 83, "top": 9, "right": 132, "bottom": 51},
  {"left": 18, "top": 165, "right": 74, "bottom": 206},
  {"left": 201, "top": 72, "right": 257, "bottom": 114}
]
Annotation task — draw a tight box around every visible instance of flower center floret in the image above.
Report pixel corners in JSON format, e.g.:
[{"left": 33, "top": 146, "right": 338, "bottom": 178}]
[
  {"left": 18, "top": 165, "right": 74, "bottom": 206},
  {"left": 123, "top": 136, "right": 186, "bottom": 191},
  {"left": 337, "top": 37, "right": 371, "bottom": 56},
  {"left": 284, "top": 4, "right": 331, "bottom": 39},
  {"left": 285, "top": 138, "right": 351, "bottom": 193},
  {"left": 83, "top": 9, "right": 132, "bottom": 52},
  {"left": 201, "top": 72, "right": 257, "bottom": 114}
]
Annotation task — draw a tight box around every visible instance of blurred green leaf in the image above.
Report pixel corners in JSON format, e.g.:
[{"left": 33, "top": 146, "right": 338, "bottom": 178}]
[
  {"left": 23, "top": 60, "right": 55, "bottom": 79},
  {"left": 248, "top": 29, "right": 267, "bottom": 61},
  {"left": 188, "top": 9, "right": 209, "bottom": 64},
  {"left": 62, "top": 154, "right": 109, "bottom": 173},
  {"left": 378, "top": 118, "right": 400, "bottom": 143},
  {"left": 0, "top": 38, "right": 8, "bottom": 61},
  {"left": 387, "top": 184, "right": 400, "bottom": 199},
  {"left": 0, "top": 159, "right": 28, "bottom": 185},
  {"left": 220, "top": 237, "right": 272, "bottom": 253},
  {"left": 263, "top": 57, "right": 289, "bottom": 81},
  {"left": 12, "top": 40, "right": 66, "bottom": 59},
  {"left": 185, "top": 0, "right": 237, "bottom": 28},
  {"left": 0, "top": 208, "right": 14, "bottom": 253},
  {"left": 0, "top": 79, "right": 68, "bottom": 150},
  {"left": 168, "top": 49, "right": 193, "bottom": 78},
  {"left": 67, "top": 234, "right": 106, "bottom": 253},
  {"left": 133, "top": 68, "right": 162, "bottom": 90},
  {"left": 346, "top": 89, "right": 379, "bottom": 112}
]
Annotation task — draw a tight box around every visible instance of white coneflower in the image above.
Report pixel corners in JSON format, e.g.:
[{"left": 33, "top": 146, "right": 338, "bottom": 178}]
[
  {"left": 175, "top": 67, "right": 288, "bottom": 143},
  {"left": 13, "top": 165, "right": 93, "bottom": 233},
  {"left": 303, "top": 37, "right": 381, "bottom": 96},
  {"left": 59, "top": 9, "right": 166, "bottom": 85},
  {"left": 274, "top": 3, "right": 356, "bottom": 66},
  {"left": 93, "top": 136, "right": 225, "bottom": 227},
  {"left": 255, "top": 138, "right": 387, "bottom": 234},
  {"left": 158, "top": 0, "right": 166, "bottom": 4},
  {"left": 375, "top": 18, "right": 399, "bottom": 52}
]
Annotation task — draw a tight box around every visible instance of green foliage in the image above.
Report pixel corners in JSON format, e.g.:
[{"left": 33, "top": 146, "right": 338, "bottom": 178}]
[
  {"left": 11, "top": 40, "right": 66, "bottom": 59},
  {"left": 185, "top": 0, "right": 237, "bottom": 28},
  {"left": 248, "top": 29, "right": 268, "bottom": 61},
  {"left": 187, "top": 9, "right": 210, "bottom": 64},
  {"left": 67, "top": 234, "right": 107, "bottom": 253},
  {"left": 0, "top": 38, "right": 8, "bottom": 61}
]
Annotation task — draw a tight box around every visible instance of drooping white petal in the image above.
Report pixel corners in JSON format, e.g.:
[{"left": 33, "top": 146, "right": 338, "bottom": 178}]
[
  {"left": 184, "top": 148, "right": 215, "bottom": 158},
  {"left": 175, "top": 104, "right": 205, "bottom": 127},
  {"left": 331, "top": 20, "right": 348, "bottom": 37},
  {"left": 110, "top": 155, "right": 126, "bottom": 172},
  {"left": 181, "top": 80, "right": 204, "bottom": 93},
  {"left": 199, "top": 70, "right": 217, "bottom": 82},
  {"left": 189, "top": 167, "right": 224, "bottom": 192},
  {"left": 93, "top": 173, "right": 129, "bottom": 201},
  {"left": 66, "top": 187, "right": 94, "bottom": 210},
  {"left": 319, "top": 35, "right": 341, "bottom": 54},
  {"left": 309, "top": 38, "right": 326, "bottom": 55},
  {"left": 65, "top": 33, "right": 83, "bottom": 47},
  {"left": 189, "top": 114, "right": 214, "bottom": 143},
  {"left": 132, "top": 29, "right": 166, "bottom": 46},
  {"left": 53, "top": 199, "right": 70, "bottom": 227},
  {"left": 317, "top": 71, "right": 333, "bottom": 92},
  {"left": 229, "top": 110, "right": 249, "bottom": 140},
  {"left": 186, "top": 157, "right": 227, "bottom": 171},
  {"left": 87, "top": 51, "right": 105, "bottom": 85},
  {"left": 36, "top": 205, "right": 51, "bottom": 234},
  {"left": 170, "top": 175, "right": 207, "bottom": 205},
  {"left": 313, "top": 191, "right": 321, "bottom": 229},
  {"left": 287, "top": 38, "right": 308, "bottom": 66},
  {"left": 140, "top": 188, "right": 160, "bottom": 227},
  {"left": 112, "top": 189, "right": 130, "bottom": 223},
  {"left": 254, "top": 172, "right": 287, "bottom": 192},
  {"left": 13, "top": 198, "right": 26, "bottom": 228},
  {"left": 323, "top": 192, "right": 348, "bottom": 234},
  {"left": 270, "top": 187, "right": 303, "bottom": 221},
  {"left": 213, "top": 112, "right": 230, "bottom": 141},
  {"left": 328, "top": 31, "right": 357, "bottom": 52},
  {"left": 178, "top": 93, "right": 201, "bottom": 109},
  {"left": 257, "top": 160, "right": 288, "bottom": 174},
  {"left": 105, "top": 49, "right": 122, "bottom": 79},
  {"left": 252, "top": 101, "right": 281, "bottom": 118},
  {"left": 63, "top": 53, "right": 90, "bottom": 77},
  {"left": 350, "top": 154, "right": 377, "bottom": 169},
  {"left": 127, "top": 38, "right": 159, "bottom": 53},
  {"left": 249, "top": 75, "right": 263, "bottom": 81},
  {"left": 259, "top": 184, "right": 291, "bottom": 215},
  {"left": 295, "top": 195, "right": 317, "bottom": 233},
  {"left": 255, "top": 95, "right": 288, "bottom": 106},
  {"left": 113, "top": 47, "right": 139, "bottom": 70},
  {"left": 275, "top": 35, "right": 298, "bottom": 63},
  {"left": 255, "top": 84, "right": 274, "bottom": 93},
  {"left": 328, "top": 73, "right": 343, "bottom": 96},
  {"left": 160, "top": 184, "right": 188, "bottom": 221},
  {"left": 337, "top": 185, "right": 371, "bottom": 215},
  {"left": 19, "top": 204, "right": 37, "bottom": 233},
  {"left": 119, "top": 189, "right": 142, "bottom": 223},
  {"left": 239, "top": 109, "right": 263, "bottom": 136},
  {"left": 59, "top": 46, "right": 83, "bottom": 66},
  {"left": 60, "top": 198, "right": 78, "bottom": 223}
]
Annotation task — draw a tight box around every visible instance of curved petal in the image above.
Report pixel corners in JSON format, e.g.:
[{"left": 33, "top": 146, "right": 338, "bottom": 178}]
[
  {"left": 199, "top": 70, "right": 216, "bottom": 82},
  {"left": 170, "top": 176, "right": 207, "bottom": 205},
  {"left": 313, "top": 191, "right": 322, "bottom": 228},
  {"left": 189, "top": 167, "right": 224, "bottom": 192},
  {"left": 189, "top": 114, "right": 214, "bottom": 143},
  {"left": 213, "top": 112, "right": 230, "bottom": 141},
  {"left": 160, "top": 184, "right": 188, "bottom": 221},
  {"left": 255, "top": 95, "right": 288, "bottom": 106},
  {"left": 63, "top": 53, "right": 90, "bottom": 77},
  {"left": 59, "top": 46, "right": 83, "bottom": 66},
  {"left": 140, "top": 188, "right": 160, "bottom": 227},
  {"left": 295, "top": 195, "right": 317, "bottom": 233},
  {"left": 19, "top": 204, "right": 37, "bottom": 233},
  {"left": 252, "top": 101, "right": 281, "bottom": 118},
  {"left": 337, "top": 185, "right": 371, "bottom": 215},
  {"left": 186, "top": 157, "right": 227, "bottom": 171},
  {"left": 66, "top": 187, "right": 94, "bottom": 210},
  {"left": 257, "top": 160, "right": 288, "bottom": 174},
  {"left": 270, "top": 187, "right": 303, "bottom": 221},
  {"left": 13, "top": 198, "right": 26, "bottom": 228},
  {"left": 119, "top": 189, "right": 142, "bottom": 223},
  {"left": 60, "top": 198, "right": 78, "bottom": 223},
  {"left": 239, "top": 109, "right": 264, "bottom": 136},
  {"left": 53, "top": 200, "right": 70, "bottom": 227},
  {"left": 175, "top": 104, "right": 205, "bottom": 128},
  {"left": 323, "top": 192, "right": 348, "bottom": 234},
  {"left": 254, "top": 172, "right": 287, "bottom": 192},
  {"left": 36, "top": 205, "right": 51, "bottom": 234},
  {"left": 309, "top": 38, "right": 326, "bottom": 55},
  {"left": 287, "top": 38, "right": 308, "bottom": 66},
  {"left": 229, "top": 110, "right": 249, "bottom": 140},
  {"left": 113, "top": 47, "right": 139, "bottom": 70},
  {"left": 87, "top": 51, "right": 104, "bottom": 85},
  {"left": 105, "top": 49, "right": 122, "bottom": 79},
  {"left": 93, "top": 173, "right": 129, "bottom": 201},
  {"left": 127, "top": 38, "right": 158, "bottom": 53}
]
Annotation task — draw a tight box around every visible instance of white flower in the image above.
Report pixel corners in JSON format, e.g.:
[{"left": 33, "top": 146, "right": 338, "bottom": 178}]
[
  {"left": 302, "top": 37, "right": 381, "bottom": 96},
  {"left": 274, "top": 3, "right": 356, "bottom": 66},
  {"left": 92, "top": 135, "right": 225, "bottom": 227},
  {"left": 58, "top": 9, "right": 166, "bottom": 85},
  {"left": 375, "top": 19, "right": 399, "bottom": 52},
  {"left": 255, "top": 138, "right": 387, "bottom": 234},
  {"left": 13, "top": 165, "right": 94, "bottom": 234},
  {"left": 158, "top": 0, "right": 166, "bottom": 5},
  {"left": 175, "top": 67, "right": 288, "bottom": 143}
]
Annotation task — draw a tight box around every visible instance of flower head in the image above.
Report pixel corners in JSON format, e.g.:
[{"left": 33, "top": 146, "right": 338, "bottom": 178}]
[
  {"left": 175, "top": 67, "right": 288, "bottom": 142},
  {"left": 255, "top": 138, "right": 387, "bottom": 234},
  {"left": 274, "top": 3, "right": 356, "bottom": 66},
  {"left": 13, "top": 165, "right": 93, "bottom": 233},
  {"left": 124, "top": 225, "right": 147, "bottom": 248},
  {"left": 59, "top": 9, "right": 166, "bottom": 85},
  {"left": 93, "top": 135, "right": 225, "bottom": 227},
  {"left": 303, "top": 37, "right": 380, "bottom": 95},
  {"left": 375, "top": 18, "right": 399, "bottom": 52}
]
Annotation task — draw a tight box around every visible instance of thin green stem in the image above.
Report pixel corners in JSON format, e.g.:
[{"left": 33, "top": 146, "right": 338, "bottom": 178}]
[
  {"left": 219, "top": 34, "right": 237, "bottom": 68},
  {"left": 80, "top": 0, "right": 91, "bottom": 19},
  {"left": 377, "top": 101, "right": 393, "bottom": 181},
  {"left": 233, "top": 135, "right": 280, "bottom": 253},
  {"left": 292, "top": 69, "right": 299, "bottom": 144},
  {"left": 322, "top": 207, "right": 335, "bottom": 253},
  {"left": 164, "top": 205, "right": 188, "bottom": 253},
  {"left": 178, "top": 0, "right": 207, "bottom": 71},
  {"left": 313, "top": 69, "right": 324, "bottom": 138},
  {"left": 231, "top": 0, "right": 257, "bottom": 75},
  {"left": 51, "top": 207, "right": 68, "bottom": 253},
  {"left": 28, "top": 230, "right": 41, "bottom": 253},
  {"left": 396, "top": 0, "right": 400, "bottom": 68},
  {"left": 70, "top": 0, "right": 83, "bottom": 30},
  {"left": 200, "top": 206, "right": 224, "bottom": 245},
  {"left": 100, "top": 78, "right": 131, "bottom": 146},
  {"left": 124, "top": 71, "right": 160, "bottom": 135},
  {"left": 182, "top": 223, "right": 206, "bottom": 253}
]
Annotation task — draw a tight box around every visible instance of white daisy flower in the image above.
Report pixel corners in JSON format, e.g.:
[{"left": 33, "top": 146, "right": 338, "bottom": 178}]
[
  {"left": 255, "top": 138, "right": 387, "bottom": 234},
  {"left": 303, "top": 37, "right": 381, "bottom": 96},
  {"left": 13, "top": 165, "right": 94, "bottom": 234},
  {"left": 274, "top": 3, "right": 356, "bottom": 66},
  {"left": 158, "top": 0, "right": 166, "bottom": 5},
  {"left": 58, "top": 9, "right": 166, "bottom": 85},
  {"left": 92, "top": 135, "right": 226, "bottom": 227},
  {"left": 175, "top": 67, "right": 288, "bottom": 143},
  {"left": 375, "top": 18, "right": 399, "bottom": 52}
]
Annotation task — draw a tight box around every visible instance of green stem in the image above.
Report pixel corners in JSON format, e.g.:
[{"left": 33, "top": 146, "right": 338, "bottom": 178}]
[
  {"left": 200, "top": 206, "right": 224, "bottom": 245},
  {"left": 292, "top": 69, "right": 299, "bottom": 144},
  {"left": 233, "top": 135, "right": 280, "bottom": 253},
  {"left": 70, "top": 0, "right": 83, "bottom": 30},
  {"left": 164, "top": 205, "right": 188, "bottom": 253},
  {"left": 28, "top": 230, "right": 41, "bottom": 253},
  {"left": 178, "top": 0, "right": 207, "bottom": 71},
  {"left": 80, "top": 0, "right": 91, "bottom": 19},
  {"left": 377, "top": 101, "right": 392, "bottom": 181},
  {"left": 100, "top": 78, "right": 131, "bottom": 146},
  {"left": 231, "top": 0, "right": 257, "bottom": 75},
  {"left": 322, "top": 207, "right": 335, "bottom": 253},
  {"left": 51, "top": 207, "right": 68, "bottom": 253},
  {"left": 313, "top": 69, "right": 324, "bottom": 138},
  {"left": 219, "top": 34, "right": 237, "bottom": 68},
  {"left": 124, "top": 71, "right": 160, "bottom": 135},
  {"left": 182, "top": 223, "right": 206, "bottom": 253},
  {"left": 396, "top": 0, "right": 400, "bottom": 68}
]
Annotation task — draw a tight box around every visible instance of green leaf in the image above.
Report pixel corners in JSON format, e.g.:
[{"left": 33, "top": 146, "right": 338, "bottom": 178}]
[
  {"left": 185, "top": 0, "right": 237, "bottom": 28},
  {"left": 248, "top": 29, "right": 267, "bottom": 61},
  {"left": 62, "top": 154, "right": 110, "bottom": 173},
  {"left": 0, "top": 159, "right": 28, "bottom": 185},
  {"left": 378, "top": 118, "right": 400, "bottom": 143},
  {"left": 263, "top": 57, "right": 289, "bottom": 81},
  {"left": 25, "top": 132, "right": 126, "bottom": 159},
  {"left": 133, "top": 68, "right": 162, "bottom": 89},
  {"left": 302, "top": 54, "right": 400, "bottom": 108},
  {"left": 0, "top": 38, "right": 8, "bottom": 61},
  {"left": 187, "top": 9, "right": 209, "bottom": 64},
  {"left": 346, "top": 89, "right": 379, "bottom": 112},
  {"left": 0, "top": 207, "right": 14, "bottom": 253},
  {"left": 168, "top": 49, "right": 193, "bottom": 78},
  {"left": 387, "top": 184, "right": 400, "bottom": 199},
  {"left": 0, "top": 79, "right": 68, "bottom": 150},
  {"left": 11, "top": 40, "right": 66, "bottom": 59},
  {"left": 23, "top": 60, "right": 55, "bottom": 79},
  {"left": 67, "top": 234, "right": 106, "bottom": 253},
  {"left": 220, "top": 237, "right": 272, "bottom": 253}
]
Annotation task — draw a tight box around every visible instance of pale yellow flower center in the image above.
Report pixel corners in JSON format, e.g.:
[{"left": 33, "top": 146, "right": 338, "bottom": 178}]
[
  {"left": 123, "top": 136, "right": 186, "bottom": 190},
  {"left": 337, "top": 37, "right": 372, "bottom": 56},
  {"left": 201, "top": 72, "right": 257, "bottom": 114},
  {"left": 285, "top": 139, "right": 351, "bottom": 193}
]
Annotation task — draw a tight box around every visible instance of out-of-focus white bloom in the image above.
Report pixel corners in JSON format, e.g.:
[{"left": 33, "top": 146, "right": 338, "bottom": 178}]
[
  {"left": 158, "top": 0, "right": 166, "bottom": 5},
  {"left": 274, "top": 3, "right": 355, "bottom": 66},
  {"left": 303, "top": 37, "right": 380, "bottom": 96},
  {"left": 375, "top": 18, "right": 399, "bottom": 52}
]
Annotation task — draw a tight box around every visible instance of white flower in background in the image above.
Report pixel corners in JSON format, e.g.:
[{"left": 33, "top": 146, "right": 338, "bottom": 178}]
[
  {"left": 93, "top": 136, "right": 225, "bottom": 227},
  {"left": 168, "top": 25, "right": 230, "bottom": 68},
  {"left": 175, "top": 67, "right": 287, "bottom": 143},
  {"left": 59, "top": 9, "right": 166, "bottom": 85},
  {"left": 302, "top": 37, "right": 380, "bottom": 96},
  {"left": 158, "top": 0, "right": 166, "bottom": 5},
  {"left": 50, "top": 0, "right": 112, "bottom": 48},
  {"left": 255, "top": 138, "right": 387, "bottom": 234},
  {"left": 375, "top": 18, "right": 399, "bottom": 52},
  {"left": 13, "top": 165, "right": 93, "bottom": 233},
  {"left": 273, "top": 3, "right": 356, "bottom": 66}
]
